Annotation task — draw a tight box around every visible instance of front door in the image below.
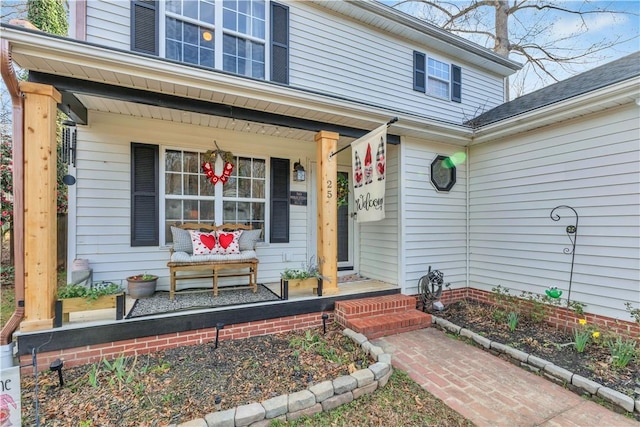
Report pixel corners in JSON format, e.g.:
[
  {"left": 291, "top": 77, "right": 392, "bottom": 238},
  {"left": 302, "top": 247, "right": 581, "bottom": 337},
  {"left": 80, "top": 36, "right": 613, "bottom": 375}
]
[{"left": 309, "top": 164, "right": 354, "bottom": 271}]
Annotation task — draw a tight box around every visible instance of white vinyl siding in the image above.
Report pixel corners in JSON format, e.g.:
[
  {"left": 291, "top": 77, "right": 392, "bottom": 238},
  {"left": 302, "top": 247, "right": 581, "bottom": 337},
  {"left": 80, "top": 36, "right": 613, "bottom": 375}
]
[
  {"left": 83, "top": 1, "right": 505, "bottom": 125},
  {"left": 71, "top": 111, "right": 316, "bottom": 290},
  {"left": 468, "top": 104, "right": 640, "bottom": 320},
  {"left": 85, "top": 0, "right": 130, "bottom": 49},
  {"left": 400, "top": 139, "right": 468, "bottom": 294},
  {"left": 287, "top": 4, "right": 504, "bottom": 125},
  {"left": 358, "top": 144, "right": 400, "bottom": 285}
]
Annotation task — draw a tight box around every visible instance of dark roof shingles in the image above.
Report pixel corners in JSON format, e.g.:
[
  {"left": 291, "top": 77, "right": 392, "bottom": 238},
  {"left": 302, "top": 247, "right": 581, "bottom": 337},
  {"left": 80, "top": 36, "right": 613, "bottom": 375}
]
[{"left": 470, "top": 51, "right": 640, "bottom": 127}]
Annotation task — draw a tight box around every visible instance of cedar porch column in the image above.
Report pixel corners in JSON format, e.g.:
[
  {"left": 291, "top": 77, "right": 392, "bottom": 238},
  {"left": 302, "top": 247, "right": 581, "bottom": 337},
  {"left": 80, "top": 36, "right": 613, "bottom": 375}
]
[
  {"left": 19, "top": 82, "right": 61, "bottom": 332},
  {"left": 315, "top": 130, "right": 339, "bottom": 295}
]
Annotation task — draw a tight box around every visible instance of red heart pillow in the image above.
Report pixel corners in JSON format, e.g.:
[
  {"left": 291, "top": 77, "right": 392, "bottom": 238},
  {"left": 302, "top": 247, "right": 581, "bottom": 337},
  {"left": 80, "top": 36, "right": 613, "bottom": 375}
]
[
  {"left": 216, "top": 231, "right": 242, "bottom": 254},
  {"left": 189, "top": 230, "right": 219, "bottom": 255}
]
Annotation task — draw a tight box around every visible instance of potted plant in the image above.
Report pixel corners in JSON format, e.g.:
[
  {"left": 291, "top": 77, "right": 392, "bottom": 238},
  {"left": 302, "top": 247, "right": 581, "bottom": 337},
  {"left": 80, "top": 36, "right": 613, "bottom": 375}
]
[
  {"left": 126, "top": 273, "right": 158, "bottom": 299},
  {"left": 280, "top": 257, "right": 324, "bottom": 299},
  {"left": 55, "top": 281, "right": 125, "bottom": 327}
]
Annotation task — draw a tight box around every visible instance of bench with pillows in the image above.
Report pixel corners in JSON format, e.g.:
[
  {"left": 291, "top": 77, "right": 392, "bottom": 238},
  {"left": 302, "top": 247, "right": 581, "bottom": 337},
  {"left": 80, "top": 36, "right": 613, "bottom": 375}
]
[{"left": 167, "top": 223, "right": 261, "bottom": 300}]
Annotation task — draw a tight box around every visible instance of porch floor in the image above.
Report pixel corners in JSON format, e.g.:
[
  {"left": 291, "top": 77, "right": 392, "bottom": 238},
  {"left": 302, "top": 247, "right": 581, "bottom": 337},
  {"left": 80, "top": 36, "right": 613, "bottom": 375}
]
[{"left": 63, "top": 278, "right": 397, "bottom": 327}]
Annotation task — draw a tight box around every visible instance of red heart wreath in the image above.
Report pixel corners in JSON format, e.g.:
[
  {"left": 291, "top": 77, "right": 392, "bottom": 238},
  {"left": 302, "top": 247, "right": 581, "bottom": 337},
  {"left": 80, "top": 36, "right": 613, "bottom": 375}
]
[{"left": 202, "top": 161, "right": 234, "bottom": 185}]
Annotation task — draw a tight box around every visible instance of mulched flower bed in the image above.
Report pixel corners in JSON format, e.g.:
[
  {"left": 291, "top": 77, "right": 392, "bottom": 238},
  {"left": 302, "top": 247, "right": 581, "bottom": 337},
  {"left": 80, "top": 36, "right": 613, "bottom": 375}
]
[
  {"left": 21, "top": 323, "right": 370, "bottom": 426},
  {"left": 435, "top": 300, "right": 639, "bottom": 400}
]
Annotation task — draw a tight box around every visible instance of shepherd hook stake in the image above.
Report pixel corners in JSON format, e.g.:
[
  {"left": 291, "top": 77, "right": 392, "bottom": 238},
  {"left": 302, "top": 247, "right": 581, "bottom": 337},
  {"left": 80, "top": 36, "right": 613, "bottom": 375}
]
[{"left": 550, "top": 205, "right": 579, "bottom": 314}]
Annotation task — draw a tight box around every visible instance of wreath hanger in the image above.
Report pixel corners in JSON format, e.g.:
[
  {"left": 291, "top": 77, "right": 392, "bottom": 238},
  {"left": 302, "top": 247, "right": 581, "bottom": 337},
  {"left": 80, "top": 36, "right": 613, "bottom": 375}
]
[{"left": 201, "top": 140, "right": 234, "bottom": 185}]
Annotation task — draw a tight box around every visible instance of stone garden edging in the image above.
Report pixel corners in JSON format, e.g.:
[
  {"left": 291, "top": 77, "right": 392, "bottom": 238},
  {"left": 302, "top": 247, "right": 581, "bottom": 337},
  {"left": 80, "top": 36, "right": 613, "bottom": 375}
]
[
  {"left": 170, "top": 328, "right": 393, "bottom": 427},
  {"left": 432, "top": 316, "right": 640, "bottom": 417}
]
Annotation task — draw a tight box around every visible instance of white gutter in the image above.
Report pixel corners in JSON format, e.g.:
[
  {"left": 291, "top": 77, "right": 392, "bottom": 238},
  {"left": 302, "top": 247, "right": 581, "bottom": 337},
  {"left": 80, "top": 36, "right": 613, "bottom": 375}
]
[
  {"left": 470, "top": 77, "right": 640, "bottom": 144},
  {"left": 3, "top": 26, "right": 475, "bottom": 144}
]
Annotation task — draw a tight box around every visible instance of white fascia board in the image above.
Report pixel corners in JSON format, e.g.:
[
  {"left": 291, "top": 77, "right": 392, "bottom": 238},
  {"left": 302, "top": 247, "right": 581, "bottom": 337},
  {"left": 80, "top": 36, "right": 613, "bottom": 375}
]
[
  {"left": 469, "top": 77, "right": 640, "bottom": 145},
  {"left": 5, "top": 26, "right": 473, "bottom": 144}
]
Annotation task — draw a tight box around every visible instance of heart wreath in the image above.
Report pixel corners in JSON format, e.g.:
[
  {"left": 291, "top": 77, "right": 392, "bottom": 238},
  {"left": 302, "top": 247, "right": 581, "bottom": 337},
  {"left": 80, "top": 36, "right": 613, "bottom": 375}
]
[{"left": 201, "top": 141, "right": 234, "bottom": 185}]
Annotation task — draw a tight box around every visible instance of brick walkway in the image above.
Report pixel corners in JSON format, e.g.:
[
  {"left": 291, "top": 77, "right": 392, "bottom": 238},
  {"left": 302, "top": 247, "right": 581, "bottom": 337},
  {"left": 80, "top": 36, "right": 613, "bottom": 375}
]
[{"left": 374, "top": 328, "right": 639, "bottom": 427}]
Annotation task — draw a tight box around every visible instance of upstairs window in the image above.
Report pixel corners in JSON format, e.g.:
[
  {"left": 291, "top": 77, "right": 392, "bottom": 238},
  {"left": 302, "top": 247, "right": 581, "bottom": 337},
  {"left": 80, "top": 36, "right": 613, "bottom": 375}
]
[
  {"left": 133, "top": 0, "right": 287, "bottom": 81},
  {"left": 428, "top": 58, "right": 449, "bottom": 99},
  {"left": 413, "top": 51, "right": 462, "bottom": 103}
]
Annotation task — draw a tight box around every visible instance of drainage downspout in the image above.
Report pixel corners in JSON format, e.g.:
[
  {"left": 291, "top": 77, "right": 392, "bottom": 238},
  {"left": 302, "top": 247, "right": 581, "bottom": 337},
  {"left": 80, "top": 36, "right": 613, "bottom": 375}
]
[
  {"left": 0, "top": 39, "right": 25, "bottom": 347},
  {"left": 465, "top": 145, "right": 470, "bottom": 296}
]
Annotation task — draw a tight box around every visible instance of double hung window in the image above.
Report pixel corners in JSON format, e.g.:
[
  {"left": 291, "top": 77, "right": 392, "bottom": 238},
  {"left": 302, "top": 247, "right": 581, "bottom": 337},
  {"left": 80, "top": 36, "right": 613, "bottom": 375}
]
[
  {"left": 413, "top": 51, "right": 462, "bottom": 103},
  {"left": 164, "top": 149, "right": 266, "bottom": 244}
]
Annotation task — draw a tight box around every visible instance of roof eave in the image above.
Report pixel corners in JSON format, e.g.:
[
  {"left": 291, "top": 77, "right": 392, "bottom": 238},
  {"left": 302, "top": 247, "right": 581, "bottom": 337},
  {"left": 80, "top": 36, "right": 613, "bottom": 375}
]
[{"left": 469, "top": 77, "right": 640, "bottom": 145}]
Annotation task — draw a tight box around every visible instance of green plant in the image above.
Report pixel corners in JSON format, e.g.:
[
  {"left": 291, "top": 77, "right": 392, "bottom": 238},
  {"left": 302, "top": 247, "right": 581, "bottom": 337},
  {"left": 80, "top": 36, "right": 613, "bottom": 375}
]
[
  {"left": 492, "top": 309, "right": 507, "bottom": 323},
  {"left": 281, "top": 256, "right": 323, "bottom": 280},
  {"left": 506, "top": 312, "right": 519, "bottom": 331},
  {"left": 573, "top": 319, "right": 590, "bottom": 353},
  {"left": 606, "top": 337, "right": 637, "bottom": 369},
  {"left": 57, "top": 281, "right": 122, "bottom": 301},
  {"left": 128, "top": 273, "right": 157, "bottom": 281},
  {"left": 337, "top": 174, "right": 349, "bottom": 207},
  {"left": 624, "top": 302, "right": 640, "bottom": 324},
  {"left": 568, "top": 300, "right": 587, "bottom": 316},
  {"left": 490, "top": 285, "right": 518, "bottom": 312}
]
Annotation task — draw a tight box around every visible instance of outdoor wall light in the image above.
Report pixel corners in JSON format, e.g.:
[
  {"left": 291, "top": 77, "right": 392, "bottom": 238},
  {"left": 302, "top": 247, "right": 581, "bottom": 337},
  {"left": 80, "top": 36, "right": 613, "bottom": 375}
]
[
  {"left": 49, "top": 358, "right": 64, "bottom": 387},
  {"left": 215, "top": 323, "right": 225, "bottom": 349},
  {"left": 321, "top": 313, "right": 329, "bottom": 334},
  {"left": 293, "top": 160, "right": 306, "bottom": 182}
]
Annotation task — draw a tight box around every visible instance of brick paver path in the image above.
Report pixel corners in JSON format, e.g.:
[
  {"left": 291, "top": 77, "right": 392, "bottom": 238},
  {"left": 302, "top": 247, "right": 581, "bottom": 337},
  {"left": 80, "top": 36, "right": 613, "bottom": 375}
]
[{"left": 374, "top": 328, "right": 639, "bottom": 427}]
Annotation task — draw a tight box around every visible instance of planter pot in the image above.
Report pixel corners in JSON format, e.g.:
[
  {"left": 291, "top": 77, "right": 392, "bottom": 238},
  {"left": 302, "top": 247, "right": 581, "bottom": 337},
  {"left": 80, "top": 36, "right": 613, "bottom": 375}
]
[
  {"left": 55, "top": 293, "right": 125, "bottom": 327},
  {"left": 127, "top": 276, "right": 158, "bottom": 299},
  {"left": 280, "top": 277, "right": 322, "bottom": 300}
]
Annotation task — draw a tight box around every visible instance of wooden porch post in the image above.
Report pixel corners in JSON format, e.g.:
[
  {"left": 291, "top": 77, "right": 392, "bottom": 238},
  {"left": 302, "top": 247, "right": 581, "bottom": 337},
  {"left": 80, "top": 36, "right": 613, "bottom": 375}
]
[
  {"left": 19, "top": 82, "right": 61, "bottom": 332},
  {"left": 315, "top": 130, "right": 339, "bottom": 295}
]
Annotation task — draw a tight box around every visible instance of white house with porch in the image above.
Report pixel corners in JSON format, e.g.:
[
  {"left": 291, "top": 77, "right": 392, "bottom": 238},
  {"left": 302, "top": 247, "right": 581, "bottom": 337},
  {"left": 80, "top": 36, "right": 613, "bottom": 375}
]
[{"left": 0, "top": 0, "right": 638, "bottom": 369}]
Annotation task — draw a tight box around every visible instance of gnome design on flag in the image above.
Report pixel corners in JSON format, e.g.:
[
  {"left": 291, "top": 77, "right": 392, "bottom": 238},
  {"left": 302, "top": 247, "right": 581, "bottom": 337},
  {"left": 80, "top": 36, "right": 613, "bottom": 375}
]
[
  {"left": 364, "top": 143, "right": 373, "bottom": 185},
  {"left": 354, "top": 151, "right": 363, "bottom": 188},
  {"left": 376, "top": 136, "right": 385, "bottom": 181}
]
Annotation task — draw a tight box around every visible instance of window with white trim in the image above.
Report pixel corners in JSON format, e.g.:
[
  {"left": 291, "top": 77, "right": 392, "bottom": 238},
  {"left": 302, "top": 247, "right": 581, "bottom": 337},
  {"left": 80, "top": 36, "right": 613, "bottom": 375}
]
[
  {"left": 162, "top": 0, "right": 266, "bottom": 78},
  {"left": 427, "top": 57, "right": 450, "bottom": 99},
  {"left": 163, "top": 149, "right": 266, "bottom": 244}
]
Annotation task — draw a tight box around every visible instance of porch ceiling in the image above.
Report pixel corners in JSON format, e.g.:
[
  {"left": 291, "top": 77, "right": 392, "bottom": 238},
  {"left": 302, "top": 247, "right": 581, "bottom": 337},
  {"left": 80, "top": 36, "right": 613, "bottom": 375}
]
[{"left": 3, "top": 25, "right": 473, "bottom": 147}]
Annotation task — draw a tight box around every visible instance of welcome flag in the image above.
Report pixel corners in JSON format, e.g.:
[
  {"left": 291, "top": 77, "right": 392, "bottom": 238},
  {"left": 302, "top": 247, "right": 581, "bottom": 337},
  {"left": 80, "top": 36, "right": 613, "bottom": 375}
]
[{"left": 351, "top": 124, "right": 387, "bottom": 222}]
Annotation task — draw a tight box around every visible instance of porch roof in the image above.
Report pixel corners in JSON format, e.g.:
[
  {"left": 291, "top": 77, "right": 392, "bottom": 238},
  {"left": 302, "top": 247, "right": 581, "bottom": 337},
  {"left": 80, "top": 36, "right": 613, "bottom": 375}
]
[{"left": 2, "top": 24, "right": 473, "bottom": 147}]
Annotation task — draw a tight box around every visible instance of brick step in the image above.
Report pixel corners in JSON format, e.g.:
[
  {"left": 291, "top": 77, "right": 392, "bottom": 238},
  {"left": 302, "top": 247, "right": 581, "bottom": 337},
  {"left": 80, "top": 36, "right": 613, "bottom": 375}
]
[
  {"left": 346, "top": 310, "right": 432, "bottom": 340},
  {"left": 334, "top": 294, "right": 417, "bottom": 324}
]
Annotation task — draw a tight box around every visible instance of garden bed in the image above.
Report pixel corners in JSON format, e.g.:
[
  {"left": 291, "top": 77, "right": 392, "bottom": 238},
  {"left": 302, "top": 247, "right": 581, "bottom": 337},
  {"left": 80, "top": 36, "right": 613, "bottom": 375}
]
[{"left": 436, "top": 299, "right": 638, "bottom": 401}]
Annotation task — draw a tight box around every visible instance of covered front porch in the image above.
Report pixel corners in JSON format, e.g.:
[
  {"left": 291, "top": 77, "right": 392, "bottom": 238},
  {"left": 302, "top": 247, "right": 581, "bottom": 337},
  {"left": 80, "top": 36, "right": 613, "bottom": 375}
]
[{"left": 15, "top": 277, "right": 399, "bottom": 368}]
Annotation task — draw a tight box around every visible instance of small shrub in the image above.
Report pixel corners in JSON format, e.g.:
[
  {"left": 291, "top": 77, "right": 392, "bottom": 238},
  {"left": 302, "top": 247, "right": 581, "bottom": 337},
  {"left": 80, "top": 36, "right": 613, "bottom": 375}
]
[
  {"left": 506, "top": 312, "right": 519, "bottom": 331},
  {"left": 492, "top": 309, "right": 507, "bottom": 323},
  {"left": 607, "top": 337, "right": 637, "bottom": 369},
  {"left": 568, "top": 300, "right": 587, "bottom": 316},
  {"left": 624, "top": 302, "right": 640, "bottom": 324},
  {"left": 57, "top": 281, "right": 122, "bottom": 300},
  {"left": 573, "top": 319, "right": 590, "bottom": 353}
]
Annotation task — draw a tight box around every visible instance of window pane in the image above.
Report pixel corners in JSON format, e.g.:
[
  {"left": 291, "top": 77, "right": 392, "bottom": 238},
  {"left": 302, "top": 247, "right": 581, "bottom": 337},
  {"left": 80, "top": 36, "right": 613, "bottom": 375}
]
[
  {"left": 252, "top": 202, "right": 264, "bottom": 220},
  {"left": 166, "top": 173, "right": 182, "bottom": 195},
  {"left": 201, "top": 1, "right": 215, "bottom": 23},
  {"left": 166, "top": 40, "right": 181, "bottom": 61},
  {"left": 166, "top": 150, "right": 182, "bottom": 171},
  {"left": 252, "top": 17, "right": 264, "bottom": 38},
  {"left": 186, "top": 174, "right": 200, "bottom": 196},
  {"left": 237, "top": 202, "right": 250, "bottom": 221},
  {"left": 183, "top": 152, "right": 199, "bottom": 173},
  {"left": 253, "top": 0, "right": 265, "bottom": 20},
  {"left": 184, "top": 22, "right": 199, "bottom": 45},
  {"left": 237, "top": 157, "right": 251, "bottom": 177},
  {"left": 166, "top": 0, "right": 181, "bottom": 14},
  {"left": 223, "top": 8, "right": 236, "bottom": 31},
  {"left": 252, "top": 179, "right": 264, "bottom": 198},
  {"left": 253, "top": 159, "right": 265, "bottom": 178},
  {"left": 166, "top": 17, "right": 181, "bottom": 40},
  {"left": 199, "top": 175, "right": 215, "bottom": 197},
  {"left": 165, "top": 199, "right": 182, "bottom": 221},
  {"left": 184, "top": 1, "right": 198, "bottom": 20},
  {"left": 200, "top": 200, "right": 215, "bottom": 221},
  {"left": 223, "top": 201, "right": 236, "bottom": 222},
  {"left": 428, "top": 78, "right": 449, "bottom": 98},
  {"left": 223, "top": 176, "right": 238, "bottom": 197},
  {"left": 184, "top": 199, "right": 199, "bottom": 220},
  {"left": 238, "top": 178, "right": 251, "bottom": 197}
]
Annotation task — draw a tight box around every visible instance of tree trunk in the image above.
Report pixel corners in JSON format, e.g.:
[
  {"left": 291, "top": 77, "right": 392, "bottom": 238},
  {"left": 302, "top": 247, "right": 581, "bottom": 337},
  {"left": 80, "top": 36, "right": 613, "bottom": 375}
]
[{"left": 494, "top": 0, "right": 510, "bottom": 57}]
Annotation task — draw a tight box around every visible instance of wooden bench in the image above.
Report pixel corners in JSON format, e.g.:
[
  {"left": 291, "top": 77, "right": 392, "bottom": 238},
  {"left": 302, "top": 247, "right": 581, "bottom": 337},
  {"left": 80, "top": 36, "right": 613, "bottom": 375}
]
[{"left": 167, "top": 223, "right": 259, "bottom": 300}]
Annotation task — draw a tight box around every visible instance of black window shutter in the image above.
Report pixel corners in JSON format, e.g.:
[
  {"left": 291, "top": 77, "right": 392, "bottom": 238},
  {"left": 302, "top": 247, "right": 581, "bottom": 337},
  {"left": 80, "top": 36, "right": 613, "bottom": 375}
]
[
  {"left": 131, "top": 0, "right": 158, "bottom": 55},
  {"left": 270, "top": 158, "right": 290, "bottom": 243},
  {"left": 131, "top": 143, "right": 159, "bottom": 246},
  {"left": 413, "top": 51, "right": 426, "bottom": 92},
  {"left": 271, "top": 2, "right": 289, "bottom": 84},
  {"left": 451, "top": 64, "right": 462, "bottom": 102}
]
